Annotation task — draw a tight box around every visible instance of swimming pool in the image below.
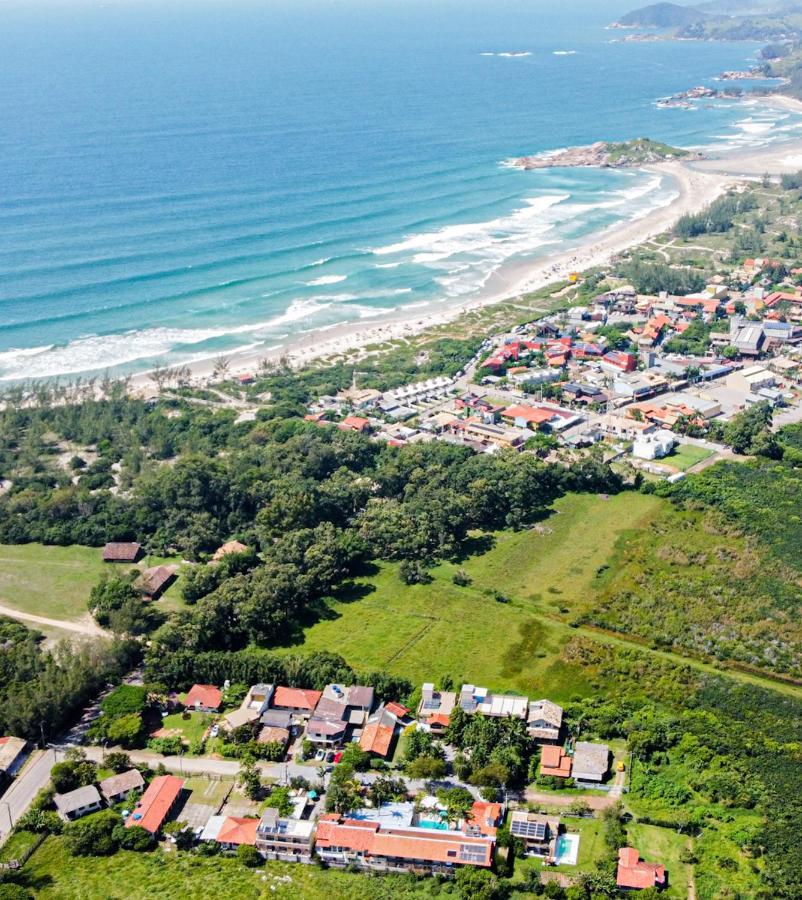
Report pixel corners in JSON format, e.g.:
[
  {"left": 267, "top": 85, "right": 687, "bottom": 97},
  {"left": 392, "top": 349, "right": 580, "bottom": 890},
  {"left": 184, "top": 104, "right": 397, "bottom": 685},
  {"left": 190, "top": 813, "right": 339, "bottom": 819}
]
[
  {"left": 417, "top": 819, "right": 448, "bottom": 831},
  {"left": 554, "top": 833, "right": 580, "bottom": 866}
]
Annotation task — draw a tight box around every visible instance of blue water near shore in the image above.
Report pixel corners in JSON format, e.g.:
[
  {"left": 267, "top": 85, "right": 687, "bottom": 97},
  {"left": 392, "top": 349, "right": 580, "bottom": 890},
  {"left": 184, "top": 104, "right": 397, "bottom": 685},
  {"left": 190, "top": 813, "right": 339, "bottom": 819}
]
[{"left": 0, "top": 0, "right": 800, "bottom": 380}]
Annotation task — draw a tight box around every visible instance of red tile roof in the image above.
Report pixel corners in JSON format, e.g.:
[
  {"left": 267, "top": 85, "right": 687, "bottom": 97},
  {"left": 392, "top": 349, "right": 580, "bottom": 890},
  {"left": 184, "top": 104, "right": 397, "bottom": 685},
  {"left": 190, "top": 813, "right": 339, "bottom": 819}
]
[
  {"left": 468, "top": 801, "right": 502, "bottom": 837},
  {"left": 502, "top": 405, "right": 554, "bottom": 425},
  {"left": 315, "top": 818, "right": 494, "bottom": 867},
  {"left": 341, "top": 416, "right": 369, "bottom": 432},
  {"left": 385, "top": 702, "right": 409, "bottom": 719},
  {"left": 102, "top": 542, "right": 142, "bottom": 562},
  {"left": 617, "top": 847, "right": 667, "bottom": 890},
  {"left": 217, "top": 816, "right": 259, "bottom": 846},
  {"left": 428, "top": 713, "right": 450, "bottom": 728},
  {"left": 540, "top": 745, "right": 572, "bottom": 778},
  {"left": 126, "top": 775, "right": 184, "bottom": 833},
  {"left": 185, "top": 684, "right": 222, "bottom": 710},
  {"left": 273, "top": 686, "right": 322, "bottom": 711},
  {"left": 360, "top": 721, "right": 394, "bottom": 758}
]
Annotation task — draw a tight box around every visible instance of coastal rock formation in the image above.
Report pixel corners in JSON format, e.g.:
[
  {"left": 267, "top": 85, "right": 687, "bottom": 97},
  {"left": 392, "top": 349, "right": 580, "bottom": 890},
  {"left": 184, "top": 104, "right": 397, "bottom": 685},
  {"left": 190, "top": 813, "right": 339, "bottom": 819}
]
[{"left": 510, "top": 139, "right": 704, "bottom": 171}]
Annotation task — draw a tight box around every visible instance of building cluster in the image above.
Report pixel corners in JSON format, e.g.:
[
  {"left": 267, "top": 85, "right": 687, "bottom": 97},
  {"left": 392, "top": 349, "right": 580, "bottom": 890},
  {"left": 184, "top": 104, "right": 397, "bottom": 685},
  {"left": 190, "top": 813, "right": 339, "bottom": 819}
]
[{"left": 295, "top": 274, "right": 801, "bottom": 469}]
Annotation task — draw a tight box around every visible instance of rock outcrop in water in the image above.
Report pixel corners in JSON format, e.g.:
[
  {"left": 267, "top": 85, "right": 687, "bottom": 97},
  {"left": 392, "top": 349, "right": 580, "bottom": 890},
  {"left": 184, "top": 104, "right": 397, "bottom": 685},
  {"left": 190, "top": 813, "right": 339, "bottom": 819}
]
[{"left": 510, "top": 138, "right": 704, "bottom": 171}]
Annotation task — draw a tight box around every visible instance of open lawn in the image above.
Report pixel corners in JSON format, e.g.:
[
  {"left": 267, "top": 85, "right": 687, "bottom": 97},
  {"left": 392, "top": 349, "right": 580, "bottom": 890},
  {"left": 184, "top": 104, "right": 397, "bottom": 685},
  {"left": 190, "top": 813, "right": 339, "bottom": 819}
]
[
  {"left": 16, "top": 837, "right": 437, "bottom": 900},
  {"left": 153, "top": 711, "right": 214, "bottom": 746},
  {"left": 286, "top": 492, "right": 664, "bottom": 700},
  {"left": 663, "top": 444, "right": 713, "bottom": 472},
  {"left": 0, "top": 543, "right": 185, "bottom": 626},
  {"left": 625, "top": 822, "right": 693, "bottom": 899},
  {"left": 512, "top": 816, "right": 606, "bottom": 884}
]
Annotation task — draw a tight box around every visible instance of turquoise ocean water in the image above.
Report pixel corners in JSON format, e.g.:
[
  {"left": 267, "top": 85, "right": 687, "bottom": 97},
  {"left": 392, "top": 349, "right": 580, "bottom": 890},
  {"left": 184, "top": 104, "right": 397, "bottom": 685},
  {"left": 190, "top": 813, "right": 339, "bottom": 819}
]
[{"left": 1, "top": 0, "right": 800, "bottom": 381}]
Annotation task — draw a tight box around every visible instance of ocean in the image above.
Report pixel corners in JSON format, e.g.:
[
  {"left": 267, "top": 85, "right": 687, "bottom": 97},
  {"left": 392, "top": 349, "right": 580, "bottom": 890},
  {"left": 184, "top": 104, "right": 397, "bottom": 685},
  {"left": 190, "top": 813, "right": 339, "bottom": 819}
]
[{"left": 1, "top": 0, "right": 800, "bottom": 382}]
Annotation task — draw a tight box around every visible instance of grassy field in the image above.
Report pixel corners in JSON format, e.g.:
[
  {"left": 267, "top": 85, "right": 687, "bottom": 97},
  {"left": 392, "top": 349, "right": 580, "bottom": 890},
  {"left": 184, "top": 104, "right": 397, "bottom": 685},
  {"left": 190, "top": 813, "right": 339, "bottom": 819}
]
[
  {"left": 286, "top": 492, "right": 663, "bottom": 700},
  {"left": 625, "top": 822, "right": 692, "bottom": 899},
  {"left": 14, "top": 837, "right": 438, "bottom": 900},
  {"left": 0, "top": 543, "right": 184, "bottom": 624},
  {"left": 663, "top": 444, "right": 713, "bottom": 472},
  {"left": 153, "top": 711, "right": 213, "bottom": 745}
]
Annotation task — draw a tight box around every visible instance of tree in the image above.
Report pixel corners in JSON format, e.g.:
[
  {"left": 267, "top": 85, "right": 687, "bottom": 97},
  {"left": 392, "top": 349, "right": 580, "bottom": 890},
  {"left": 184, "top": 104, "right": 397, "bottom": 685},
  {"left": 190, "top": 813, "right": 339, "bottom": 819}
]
[
  {"left": 454, "top": 866, "right": 509, "bottom": 900},
  {"left": 105, "top": 712, "right": 144, "bottom": 748},
  {"left": 239, "top": 759, "right": 262, "bottom": 801},
  {"left": 237, "top": 843, "right": 262, "bottom": 867},
  {"left": 339, "top": 743, "right": 371, "bottom": 772},
  {"left": 437, "top": 786, "right": 474, "bottom": 827},
  {"left": 405, "top": 756, "right": 446, "bottom": 780},
  {"left": 368, "top": 776, "right": 408, "bottom": 808},
  {"left": 63, "top": 810, "right": 120, "bottom": 856},
  {"left": 723, "top": 402, "right": 773, "bottom": 454},
  {"left": 113, "top": 823, "right": 153, "bottom": 851},
  {"left": 15, "top": 808, "right": 63, "bottom": 835},
  {"left": 325, "top": 763, "right": 362, "bottom": 815},
  {"left": 264, "top": 786, "right": 294, "bottom": 817},
  {"left": 104, "top": 752, "right": 133, "bottom": 774}
]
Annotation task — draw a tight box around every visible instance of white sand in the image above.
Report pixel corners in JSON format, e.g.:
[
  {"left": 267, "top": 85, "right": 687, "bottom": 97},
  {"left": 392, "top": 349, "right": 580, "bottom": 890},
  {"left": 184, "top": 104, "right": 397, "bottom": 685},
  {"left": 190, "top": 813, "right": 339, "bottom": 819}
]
[{"left": 130, "top": 116, "right": 802, "bottom": 393}]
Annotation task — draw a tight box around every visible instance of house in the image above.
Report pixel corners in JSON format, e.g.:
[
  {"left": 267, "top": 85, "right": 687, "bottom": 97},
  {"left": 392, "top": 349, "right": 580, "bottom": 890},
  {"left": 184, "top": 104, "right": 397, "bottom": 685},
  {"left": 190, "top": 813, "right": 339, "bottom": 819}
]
[
  {"left": 340, "top": 415, "right": 370, "bottom": 433},
  {"left": 54, "top": 785, "right": 103, "bottom": 822},
  {"left": 272, "top": 686, "right": 323, "bottom": 719},
  {"left": 260, "top": 708, "right": 294, "bottom": 730},
  {"left": 527, "top": 700, "right": 563, "bottom": 743},
  {"left": 725, "top": 364, "right": 775, "bottom": 395},
  {"left": 427, "top": 713, "right": 451, "bottom": 736},
  {"left": 314, "top": 816, "right": 494, "bottom": 876},
  {"left": 136, "top": 565, "right": 178, "bottom": 601},
  {"left": 321, "top": 684, "right": 375, "bottom": 725},
  {"left": 257, "top": 726, "right": 291, "bottom": 749},
  {"left": 223, "top": 683, "right": 276, "bottom": 732},
  {"left": 509, "top": 811, "right": 561, "bottom": 857},
  {"left": 572, "top": 742, "right": 610, "bottom": 784},
  {"left": 306, "top": 712, "right": 348, "bottom": 748},
  {"left": 464, "top": 801, "right": 503, "bottom": 838},
  {"left": 0, "top": 736, "right": 27, "bottom": 779},
  {"left": 99, "top": 769, "right": 145, "bottom": 805},
  {"left": 539, "top": 745, "right": 572, "bottom": 779},
  {"left": 448, "top": 418, "right": 527, "bottom": 450},
  {"left": 601, "top": 351, "right": 637, "bottom": 373},
  {"left": 458, "top": 685, "right": 528, "bottom": 719},
  {"left": 102, "top": 542, "right": 142, "bottom": 563},
  {"left": 212, "top": 540, "right": 248, "bottom": 561},
  {"left": 216, "top": 816, "right": 259, "bottom": 850},
  {"left": 126, "top": 775, "right": 184, "bottom": 833},
  {"left": 500, "top": 405, "right": 555, "bottom": 431},
  {"left": 632, "top": 428, "right": 676, "bottom": 461},
  {"left": 360, "top": 713, "right": 396, "bottom": 759},
  {"left": 184, "top": 684, "right": 222, "bottom": 713},
  {"left": 417, "top": 684, "right": 456, "bottom": 723},
  {"left": 256, "top": 808, "right": 315, "bottom": 862},
  {"left": 384, "top": 702, "right": 412, "bottom": 723},
  {"left": 617, "top": 846, "right": 667, "bottom": 891}
]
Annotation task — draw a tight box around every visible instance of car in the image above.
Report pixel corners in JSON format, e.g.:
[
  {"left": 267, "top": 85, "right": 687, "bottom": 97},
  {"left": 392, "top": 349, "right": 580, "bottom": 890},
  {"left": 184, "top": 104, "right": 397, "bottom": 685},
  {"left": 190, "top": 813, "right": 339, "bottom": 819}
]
[
  {"left": 325, "top": 750, "right": 335, "bottom": 762},
  {"left": 315, "top": 749, "right": 326, "bottom": 762},
  {"left": 210, "top": 725, "right": 219, "bottom": 738}
]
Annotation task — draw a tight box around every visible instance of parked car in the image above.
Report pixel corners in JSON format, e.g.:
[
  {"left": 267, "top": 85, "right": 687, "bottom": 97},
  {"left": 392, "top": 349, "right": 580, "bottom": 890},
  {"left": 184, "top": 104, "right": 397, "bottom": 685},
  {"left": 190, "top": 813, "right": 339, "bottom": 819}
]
[
  {"left": 315, "top": 749, "right": 326, "bottom": 762},
  {"left": 210, "top": 725, "right": 219, "bottom": 738}
]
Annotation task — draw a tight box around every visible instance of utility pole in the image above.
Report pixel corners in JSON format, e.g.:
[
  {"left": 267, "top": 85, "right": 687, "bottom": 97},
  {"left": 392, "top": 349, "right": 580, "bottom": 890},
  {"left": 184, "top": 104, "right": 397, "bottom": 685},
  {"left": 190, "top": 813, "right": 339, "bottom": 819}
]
[{"left": 1, "top": 801, "right": 12, "bottom": 833}]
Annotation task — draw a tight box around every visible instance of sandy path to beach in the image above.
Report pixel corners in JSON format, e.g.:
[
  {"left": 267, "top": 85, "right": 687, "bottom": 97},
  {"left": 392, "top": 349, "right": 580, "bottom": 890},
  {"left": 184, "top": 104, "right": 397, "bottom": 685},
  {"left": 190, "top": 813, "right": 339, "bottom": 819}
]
[{"left": 128, "top": 104, "right": 802, "bottom": 394}]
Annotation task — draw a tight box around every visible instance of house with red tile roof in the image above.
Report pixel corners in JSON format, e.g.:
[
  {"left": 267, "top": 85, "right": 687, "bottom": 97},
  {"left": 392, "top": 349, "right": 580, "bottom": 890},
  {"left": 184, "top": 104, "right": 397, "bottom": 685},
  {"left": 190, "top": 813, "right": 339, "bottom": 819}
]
[
  {"left": 217, "top": 816, "right": 259, "bottom": 849},
  {"left": 126, "top": 775, "right": 184, "bottom": 833},
  {"left": 465, "top": 801, "right": 503, "bottom": 838},
  {"left": 315, "top": 816, "right": 494, "bottom": 875},
  {"left": 616, "top": 846, "right": 667, "bottom": 890},
  {"left": 272, "top": 686, "right": 323, "bottom": 718},
  {"left": 184, "top": 684, "right": 222, "bottom": 712},
  {"left": 540, "top": 745, "right": 572, "bottom": 779},
  {"left": 360, "top": 717, "right": 395, "bottom": 758},
  {"left": 340, "top": 415, "right": 370, "bottom": 433},
  {"left": 501, "top": 405, "right": 555, "bottom": 430}
]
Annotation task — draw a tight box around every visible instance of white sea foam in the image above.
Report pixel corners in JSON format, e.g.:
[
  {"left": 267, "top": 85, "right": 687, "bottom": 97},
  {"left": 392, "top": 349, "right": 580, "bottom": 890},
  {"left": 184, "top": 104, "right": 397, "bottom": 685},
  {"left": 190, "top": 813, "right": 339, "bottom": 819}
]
[
  {"left": 304, "top": 274, "right": 348, "bottom": 286},
  {"left": 497, "top": 51, "right": 531, "bottom": 58},
  {"left": 311, "top": 257, "right": 333, "bottom": 266},
  {"left": 553, "top": 50, "right": 577, "bottom": 56},
  {"left": 374, "top": 262, "right": 402, "bottom": 269}
]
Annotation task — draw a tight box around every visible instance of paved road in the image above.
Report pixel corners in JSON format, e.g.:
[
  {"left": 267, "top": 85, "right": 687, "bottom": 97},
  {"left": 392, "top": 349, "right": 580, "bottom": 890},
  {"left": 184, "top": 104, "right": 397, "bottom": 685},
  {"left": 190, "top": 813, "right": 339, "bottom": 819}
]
[
  {"left": 0, "top": 603, "right": 108, "bottom": 638},
  {"left": 0, "top": 750, "right": 56, "bottom": 845}
]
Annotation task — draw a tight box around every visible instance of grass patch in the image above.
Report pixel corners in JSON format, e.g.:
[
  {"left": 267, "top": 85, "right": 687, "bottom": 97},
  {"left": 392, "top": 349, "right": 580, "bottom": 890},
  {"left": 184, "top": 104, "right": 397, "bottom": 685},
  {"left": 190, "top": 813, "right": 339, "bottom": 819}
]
[
  {"left": 282, "top": 492, "right": 663, "bottom": 701},
  {"left": 625, "top": 822, "right": 693, "bottom": 899},
  {"left": 663, "top": 444, "right": 713, "bottom": 472},
  {"left": 17, "top": 836, "right": 437, "bottom": 899},
  {"left": 153, "top": 711, "right": 213, "bottom": 746},
  {"left": 0, "top": 543, "right": 184, "bottom": 624}
]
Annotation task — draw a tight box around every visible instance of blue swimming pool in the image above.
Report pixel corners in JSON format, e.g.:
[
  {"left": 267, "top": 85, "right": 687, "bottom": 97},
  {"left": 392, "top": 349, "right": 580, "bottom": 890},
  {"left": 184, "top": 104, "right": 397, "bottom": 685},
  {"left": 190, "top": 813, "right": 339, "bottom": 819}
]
[
  {"left": 417, "top": 819, "right": 448, "bottom": 831},
  {"left": 554, "top": 833, "right": 580, "bottom": 866}
]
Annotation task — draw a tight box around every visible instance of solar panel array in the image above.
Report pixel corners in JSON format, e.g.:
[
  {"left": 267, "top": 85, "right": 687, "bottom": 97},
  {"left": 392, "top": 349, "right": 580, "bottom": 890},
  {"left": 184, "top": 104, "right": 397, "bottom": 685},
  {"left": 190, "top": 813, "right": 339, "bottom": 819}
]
[
  {"left": 459, "top": 844, "right": 488, "bottom": 863},
  {"left": 510, "top": 819, "right": 547, "bottom": 840}
]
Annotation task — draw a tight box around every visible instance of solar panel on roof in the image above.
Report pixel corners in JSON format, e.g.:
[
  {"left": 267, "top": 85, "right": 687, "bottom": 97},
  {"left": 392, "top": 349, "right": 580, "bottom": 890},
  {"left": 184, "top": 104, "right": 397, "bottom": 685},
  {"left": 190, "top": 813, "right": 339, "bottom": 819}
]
[
  {"left": 459, "top": 844, "right": 488, "bottom": 862},
  {"left": 511, "top": 820, "right": 547, "bottom": 840},
  {"left": 423, "top": 698, "right": 440, "bottom": 710}
]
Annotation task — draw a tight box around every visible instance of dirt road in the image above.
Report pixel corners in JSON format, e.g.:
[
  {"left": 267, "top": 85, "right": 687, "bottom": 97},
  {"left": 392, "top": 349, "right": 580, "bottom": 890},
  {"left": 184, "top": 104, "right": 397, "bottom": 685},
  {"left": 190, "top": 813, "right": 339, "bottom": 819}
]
[{"left": 0, "top": 602, "right": 108, "bottom": 638}]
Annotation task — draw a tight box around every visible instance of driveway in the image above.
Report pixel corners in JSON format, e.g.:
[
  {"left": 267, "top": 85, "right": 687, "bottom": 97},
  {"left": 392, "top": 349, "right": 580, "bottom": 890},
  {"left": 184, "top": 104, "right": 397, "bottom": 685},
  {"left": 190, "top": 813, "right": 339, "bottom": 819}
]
[{"left": 0, "top": 750, "right": 56, "bottom": 846}]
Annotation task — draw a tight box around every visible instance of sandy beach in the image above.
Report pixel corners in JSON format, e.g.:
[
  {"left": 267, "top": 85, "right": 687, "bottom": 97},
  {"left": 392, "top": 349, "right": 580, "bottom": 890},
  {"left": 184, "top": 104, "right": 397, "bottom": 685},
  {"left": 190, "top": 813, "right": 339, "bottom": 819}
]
[{"left": 129, "top": 102, "right": 802, "bottom": 393}]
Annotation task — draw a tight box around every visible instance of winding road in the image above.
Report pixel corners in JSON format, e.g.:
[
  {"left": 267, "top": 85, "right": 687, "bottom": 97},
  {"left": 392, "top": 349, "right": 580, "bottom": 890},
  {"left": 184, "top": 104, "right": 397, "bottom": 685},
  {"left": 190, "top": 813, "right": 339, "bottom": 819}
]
[{"left": 0, "top": 603, "right": 108, "bottom": 638}]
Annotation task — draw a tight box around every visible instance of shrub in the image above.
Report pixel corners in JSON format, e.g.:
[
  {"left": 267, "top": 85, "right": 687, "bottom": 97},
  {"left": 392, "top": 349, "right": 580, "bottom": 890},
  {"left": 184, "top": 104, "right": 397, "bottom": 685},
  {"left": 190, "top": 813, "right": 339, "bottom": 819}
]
[{"left": 237, "top": 844, "right": 262, "bottom": 868}]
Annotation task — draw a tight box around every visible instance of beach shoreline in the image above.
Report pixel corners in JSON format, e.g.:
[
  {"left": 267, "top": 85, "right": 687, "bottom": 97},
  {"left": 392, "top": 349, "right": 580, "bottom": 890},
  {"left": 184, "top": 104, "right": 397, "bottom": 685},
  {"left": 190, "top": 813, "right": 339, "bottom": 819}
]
[{"left": 126, "top": 120, "right": 802, "bottom": 394}]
